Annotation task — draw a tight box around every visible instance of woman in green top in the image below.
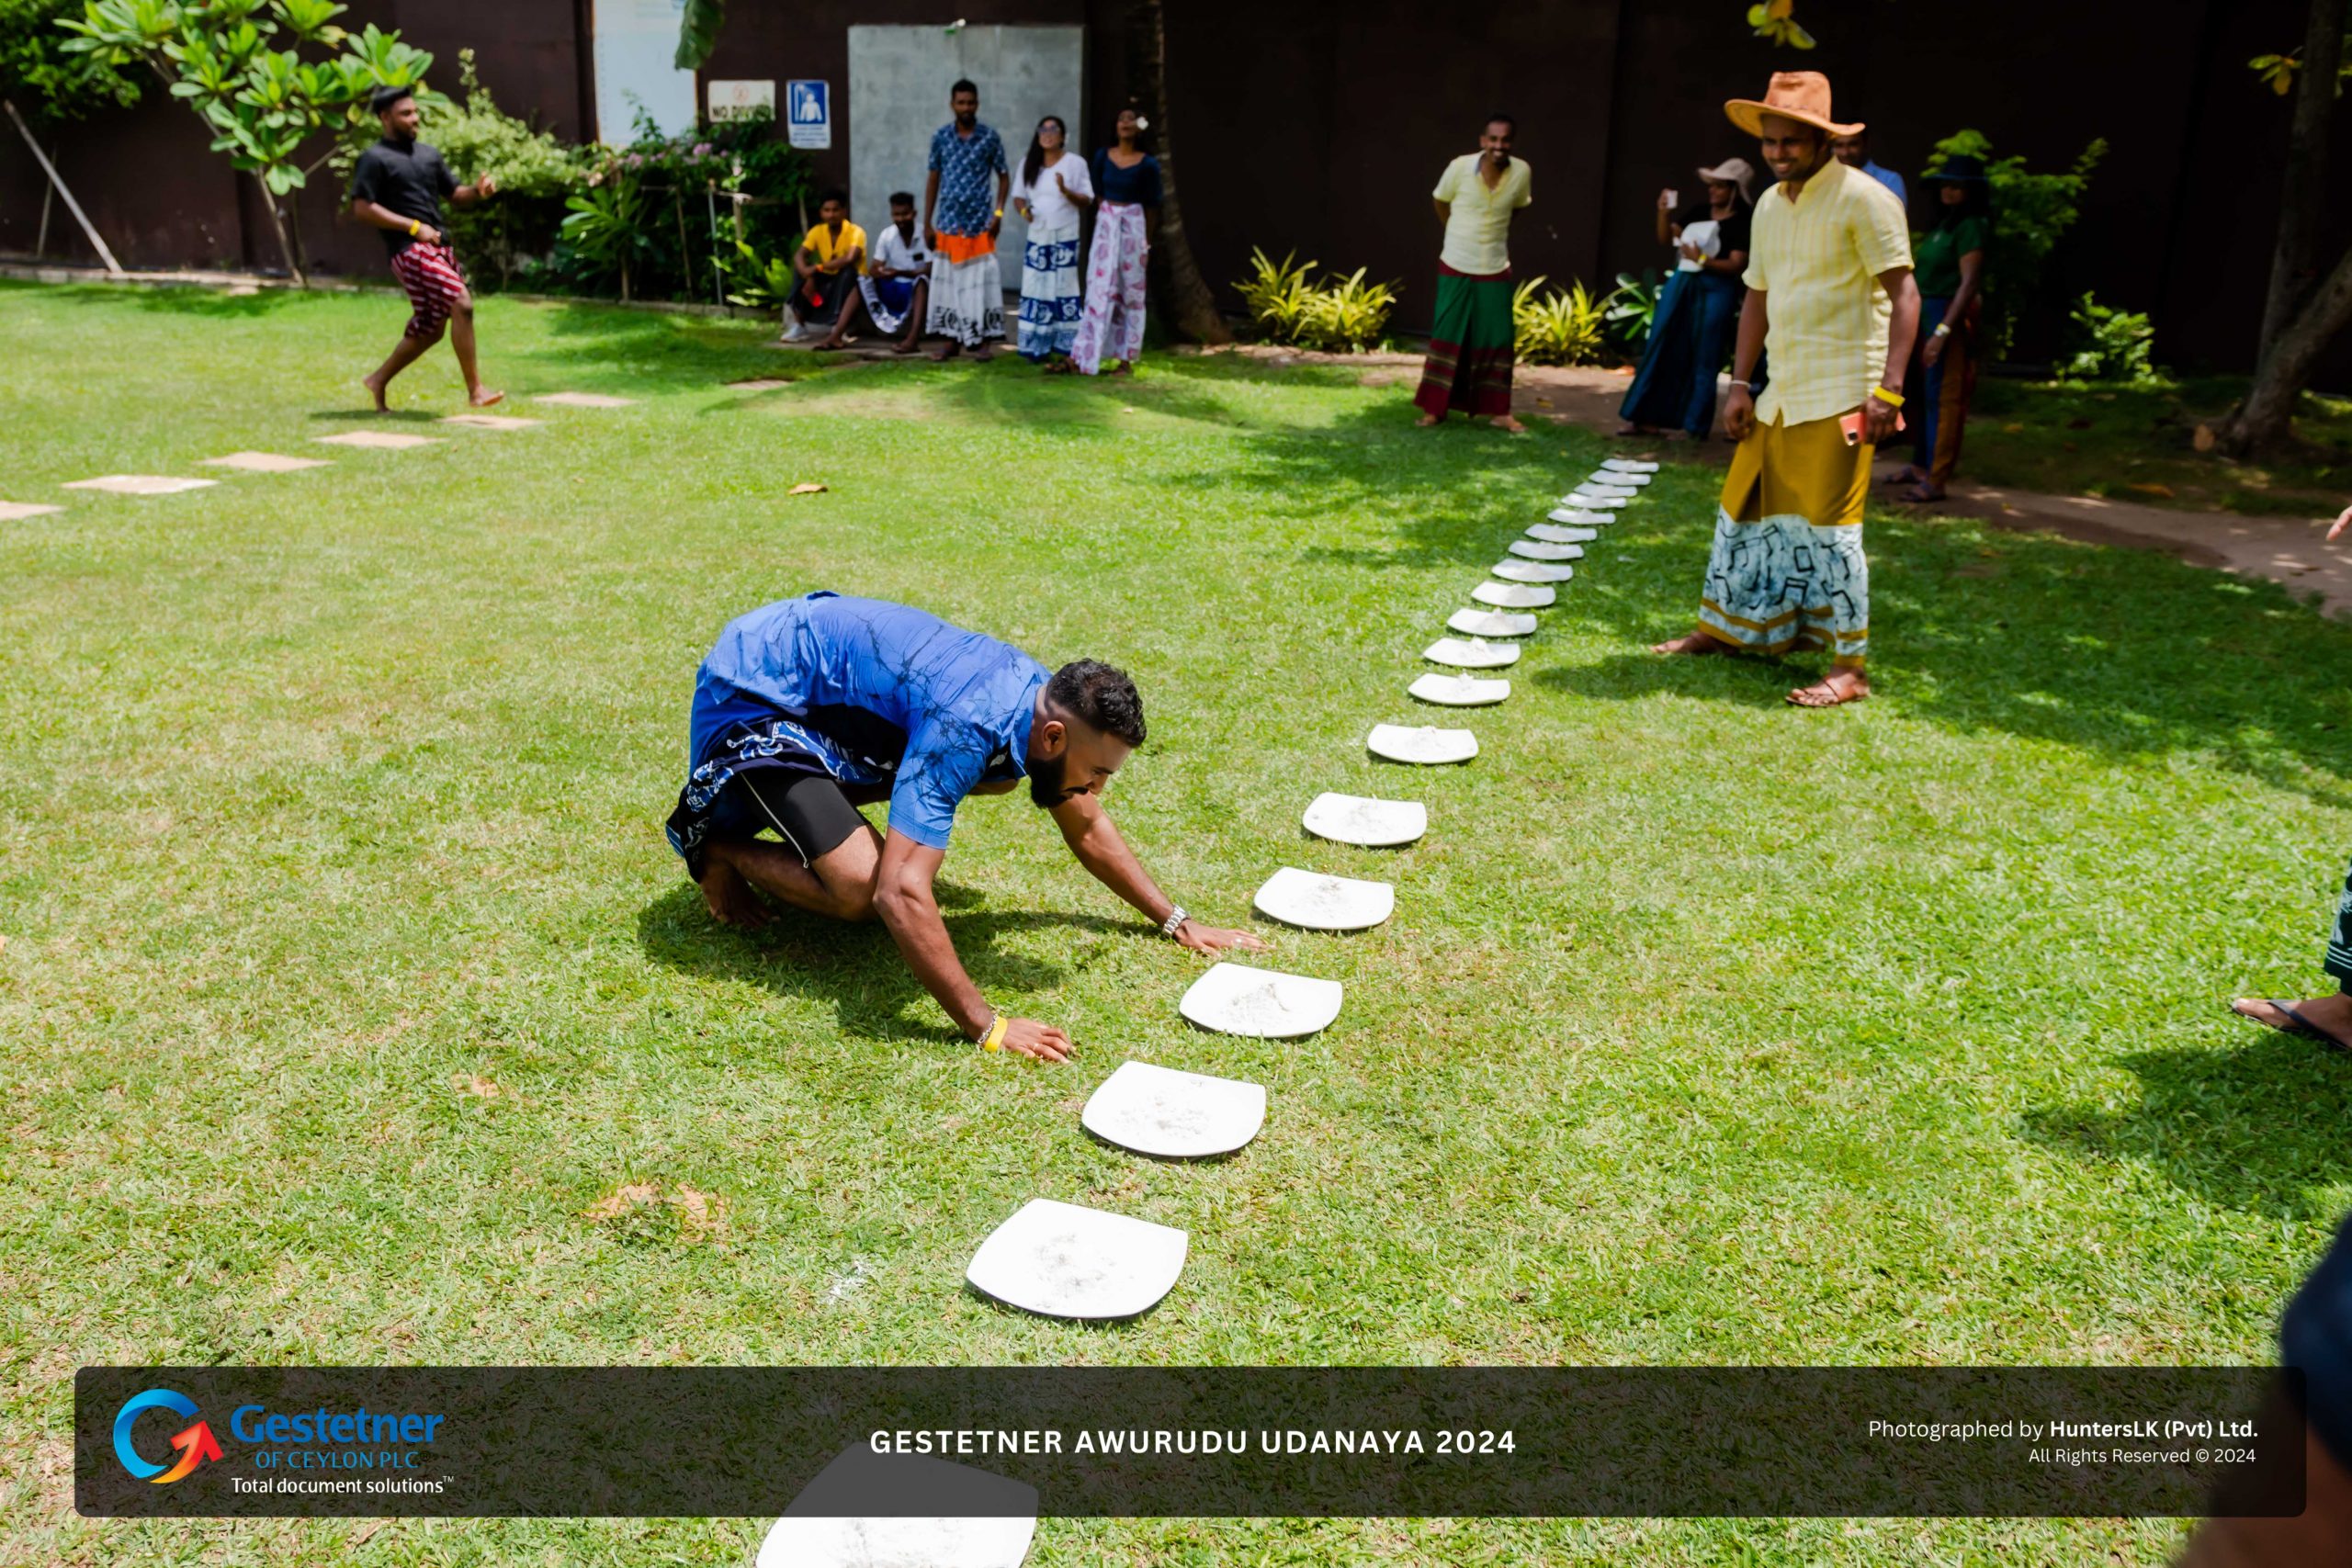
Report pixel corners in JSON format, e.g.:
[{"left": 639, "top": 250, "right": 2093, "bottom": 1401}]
[{"left": 1892, "top": 153, "right": 1991, "bottom": 502}]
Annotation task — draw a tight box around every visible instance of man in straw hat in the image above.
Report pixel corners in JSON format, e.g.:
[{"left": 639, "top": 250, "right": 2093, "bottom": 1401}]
[{"left": 1653, "top": 71, "right": 1918, "bottom": 707}]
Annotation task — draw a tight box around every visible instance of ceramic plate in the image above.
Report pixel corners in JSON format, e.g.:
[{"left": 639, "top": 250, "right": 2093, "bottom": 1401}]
[
  {"left": 965, "top": 1198, "right": 1188, "bottom": 1319},
  {"left": 1473, "top": 581, "right": 1555, "bottom": 609},
  {"left": 1367, "top": 722, "right": 1479, "bottom": 763},
  {"left": 1492, "top": 559, "right": 1575, "bottom": 583},
  {"left": 1082, "top": 1060, "right": 1268, "bottom": 1157},
  {"left": 759, "top": 1447, "right": 1038, "bottom": 1568},
  {"left": 1446, "top": 608, "right": 1537, "bottom": 637},
  {"left": 1421, "top": 636, "right": 1521, "bottom": 669},
  {"left": 1179, "top": 962, "right": 1346, "bottom": 1037},
  {"left": 1253, "top": 866, "right": 1396, "bottom": 931},
  {"left": 1510, "top": 539, "right": 1581, "bottom": 562},
  {"left": 1409, "top": 671, "right": 1510, "bottom": 706},
  {"left": 1302, "top": 791, "right": 1428, "bottom": 846},
  {"left": 1526, "top": 524, "right": 1598, "bottom": 544}
]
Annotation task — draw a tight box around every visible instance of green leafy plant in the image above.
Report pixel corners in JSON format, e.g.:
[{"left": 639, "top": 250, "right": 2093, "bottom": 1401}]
[
  {"left": 718, "top": 237, "right": 795, "bottom": 312},
  {"left": 3, "top": 0, "right": 140, "bottom": 124},
  {"left": 1602, "top": 269, "right": 1660, "bottom": 353},
  {"left": 1923, "top": 128, "right": 2106, "bottom": 361},
  {"left": 558, "top": 178, "right": 653, "bottom": 300},
  {"left": 1746, "top": 0, "right": 1814, "bottom": 49},
  {"left": 2063, "top": 291, "right": 2160, "bottom": 384},
  {"left": 1511, "top": 275, "right": 1607, "bottom": 367},
  {"left": 59, "top": 1, "right": 439, "bottom": 283},
  {"left": 1231, "top": 249, "right": 1397, "bottom": 352}
]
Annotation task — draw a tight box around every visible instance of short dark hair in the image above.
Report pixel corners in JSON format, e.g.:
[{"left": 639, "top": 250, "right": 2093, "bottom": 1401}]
[
  {"left": 1046, "top": 660, "right": 1146, "bottom": 747},
  {"left": 1486, "top": 113, "right": 1516, "bottom": 134},
  {"left": 818, "top": 187, "right": 848, "bottom": 208},
  {"left": 370, "top": 84, "right": 415, "bottom": 114},
  {"left": 950, "top": 78, "right": 978, "bottom": 99},
  {"left": 888, "top": 190, "right": 916, "bottom": 208}
]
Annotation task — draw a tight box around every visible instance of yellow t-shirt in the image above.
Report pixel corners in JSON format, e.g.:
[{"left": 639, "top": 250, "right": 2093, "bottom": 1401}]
[
  {"left": 1431, "top": 152, "right": 1532, "bottom": 276},
  {"left": 801, "top": 220, "right": 868, "bottom": 276},
  {"left": 1740, "top": 157, "right": 1912, "bottom": 427}
]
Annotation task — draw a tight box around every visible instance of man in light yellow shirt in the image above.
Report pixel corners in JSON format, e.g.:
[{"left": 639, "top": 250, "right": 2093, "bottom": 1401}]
[
  {"left": 1413, "top": 115, "right": 1532, "bottom": 434},
  {"left": 1653, "top": 72, "right": 1918, "bottom": 708}
]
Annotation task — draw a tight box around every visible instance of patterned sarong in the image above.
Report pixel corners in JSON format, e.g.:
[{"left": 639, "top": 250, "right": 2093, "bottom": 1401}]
[
  {"left": 1072, "top": 202, "right": 1148, "bottom": 375},
  {"left": 1017, "top": 218, "right": 1082, "bottom": 361},
  {"left": 1414, "top": 264, "right": 1514, "bottom": 418},
  {"left": 927, "top": 231, "right": 1004, "bottom": 347},
  {"left": 857, "top": 274, "right": 919, "bottom": 336},
  {"left": 388, "top": 241, "right": 466, "bottom": 340},
  {"left": 2330, "top": 855, "right": 2352, "bottom": 988},
  {"left": 1695, "top": 412, "right": 1871, "bottom": 669}
]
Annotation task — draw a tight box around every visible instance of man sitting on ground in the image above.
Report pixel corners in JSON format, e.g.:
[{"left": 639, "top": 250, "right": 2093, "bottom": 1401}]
[
  {"left": 785, "top": 189, "right": 865, "bottom": 344},
  {"left": 666, "top": 592, "right": 1265, "bottom": 1061},
  {"left": 814, "top": 191, "right": 931, "bottom": 355}
]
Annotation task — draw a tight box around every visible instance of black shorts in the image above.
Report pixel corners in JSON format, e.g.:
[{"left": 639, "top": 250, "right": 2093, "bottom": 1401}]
[{"left": 714, "top": 768, "right": 870, "bottom": 865}]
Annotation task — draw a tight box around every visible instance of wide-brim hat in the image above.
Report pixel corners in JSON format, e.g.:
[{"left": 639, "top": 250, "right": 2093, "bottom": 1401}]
[
  {"left": 1724, "top": 72, "right": 1861, "bottom": 139},
  {"left": 1921, "top": 152, "right": 1990, "bottom": 185},
  {"left": 1695, "top": 157, "right": 1757, "bottom": 203}
]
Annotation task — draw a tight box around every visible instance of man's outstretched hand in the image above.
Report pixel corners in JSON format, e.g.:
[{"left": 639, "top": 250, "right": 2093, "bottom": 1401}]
[
  {"left": 1174, "top": 920, "right": 1268, "bottom": 956},
  {"left": 2331, "top": 502, "right": 2349, "bottom": 543},
  {"left": 1000, "top": 1017, "right": 1073, "bottom": 1063}
]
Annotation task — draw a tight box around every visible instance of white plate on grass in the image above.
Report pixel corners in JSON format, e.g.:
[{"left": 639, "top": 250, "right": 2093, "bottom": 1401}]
[
  {"left": 1421, "top": 636, "right": 1521, "bottom": 669},
  {"left": 1409, "top": 671, "right": 1510, "bottom": 706},
  {"left": 1253, "top": 867, "right": 1396, "bottom": 931},
  {"left": 1602, "top": 457, "right": 1659, "bottom": 473},
  {"left": 1302, "top": 791, "right": 1427, "bottom": 846},
  {"left": 1547, "top": 507, "right": 1614, "bottom": 525},
  {"left": 1559, "top": 491, "right": 1629, "bottom": 510},
  {"left": 1368, "top": 723, "right": 1478, "bottom": 763},
  {"left": 1473, "top": 581, "right": 1555, "bottom": 609},
  {"left": 1493, "top": 559, "right": 1575, "bottom": 583},
  {"left": 1510, "top": 540, "right": 1581, "bottom": 562},
  {"left": 965, "top": 1198, "right": 1188, "bottom": 1319},
  {"left": 1586, "top": 469, "right": 1652, "bottom": 486},
  {"left": 1082, "top": 1060, "right": 1267, "bottom": 1157},
  {"left": 1446, "top": 608, "right": 1537, "bottom": 637},
  {"left": 758, "top": 1447, "right": 1038, "bottom": 1568},
  {"left": 1180, "top": 962, "right": 1345, "bottom": 1038},
  {"left": 1527, "top": 524, "right": 1597, "bottom": 544}
]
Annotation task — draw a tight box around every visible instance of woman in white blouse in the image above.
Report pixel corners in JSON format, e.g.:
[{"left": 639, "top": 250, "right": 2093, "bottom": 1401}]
[{"left": 1011, "top": 116, "right": 1094, "bottom": 368}]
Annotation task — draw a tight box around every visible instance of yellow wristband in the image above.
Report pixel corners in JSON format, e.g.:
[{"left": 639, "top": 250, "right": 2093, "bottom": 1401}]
[
  {"left": 1870, "top": 386, "right": 1904, "bottom": 409},
  {"left": 407, "top": 220, "right": 421, "bottom": 237},
  {"left": 979, "top": 1013, "right": 1008, "bottom": 1053}
]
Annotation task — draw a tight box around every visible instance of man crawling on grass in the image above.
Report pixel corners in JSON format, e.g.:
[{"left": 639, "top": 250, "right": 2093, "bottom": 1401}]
[{"left": 665, "top": 591, "right": 1264, "bottom": 1062}]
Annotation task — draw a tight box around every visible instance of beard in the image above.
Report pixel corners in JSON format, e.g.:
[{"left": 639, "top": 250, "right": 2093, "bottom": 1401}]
[{"left": 1029, "top": 750, "right": 1076, "bottom": 808}]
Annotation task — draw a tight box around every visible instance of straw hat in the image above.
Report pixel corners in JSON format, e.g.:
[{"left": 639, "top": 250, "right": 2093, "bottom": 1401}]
[
  {"left": 1724, "top": 72, "right": 1861, "bottom": 139},
  {"left": 1694, "top": 157, "right": 1757, "bottom": 204}
]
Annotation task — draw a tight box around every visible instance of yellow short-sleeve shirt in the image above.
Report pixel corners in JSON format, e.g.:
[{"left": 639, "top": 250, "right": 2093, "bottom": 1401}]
[
  {"left": 1432, "top": 152, "right": 1532, "bottom": 276},
  {"left": 1741, "top": 157, "right": 1912, "bottom": 427},
  {"left": 801, "top": 220, "right": 869, "bottom": 276}
]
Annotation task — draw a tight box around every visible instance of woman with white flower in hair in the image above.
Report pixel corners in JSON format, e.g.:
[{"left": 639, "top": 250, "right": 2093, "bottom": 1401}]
[{"left": 1071, "top": 107, "right": 1160, "bottom": 377}]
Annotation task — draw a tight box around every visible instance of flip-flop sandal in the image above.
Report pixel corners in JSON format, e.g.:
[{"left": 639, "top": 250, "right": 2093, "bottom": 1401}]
[{"left": 2237, "top": 998, "right": 2352, "bottom": 1053}]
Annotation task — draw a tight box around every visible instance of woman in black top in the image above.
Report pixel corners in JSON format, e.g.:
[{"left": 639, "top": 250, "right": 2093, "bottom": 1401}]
[{"left": 1616, "top": 159, "right": 1755, "bottom": 440}]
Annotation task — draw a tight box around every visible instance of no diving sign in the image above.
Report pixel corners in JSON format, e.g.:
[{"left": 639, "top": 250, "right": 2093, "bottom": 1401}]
[{"left": 786, "top": 80, "right": 831, "bottom": 149}]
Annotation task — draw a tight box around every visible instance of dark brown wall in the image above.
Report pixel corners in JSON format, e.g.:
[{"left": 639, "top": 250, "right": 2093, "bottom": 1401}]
[{"left": 5, "top": 0, "right": 2346, "bottom": 378}]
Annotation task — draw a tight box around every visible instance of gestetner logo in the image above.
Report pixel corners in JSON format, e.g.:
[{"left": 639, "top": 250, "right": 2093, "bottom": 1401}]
[{"left": 112, "top": 1388, "right": 222, "bottom": 1483}]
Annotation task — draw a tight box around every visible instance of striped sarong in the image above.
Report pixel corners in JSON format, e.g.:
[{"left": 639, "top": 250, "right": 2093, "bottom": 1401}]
[
  {"left": 1414, "top": 264, "right": 1514, "bottom": 418},
  {"left": 389, "top": 241, "right": 466, "bottom": 339}
]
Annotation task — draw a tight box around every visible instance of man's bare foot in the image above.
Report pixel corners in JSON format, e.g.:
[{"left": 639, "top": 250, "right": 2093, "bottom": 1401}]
[
  {"left": 1787, "top": 669, "right": 1871, "bottom": 707},
  {"left": 1652, "top": 632, "right": 1725, "bottom": 656},
  {"left": 1883, "top": 464, "right": 1925, "bottom": 486},
  {"left": 892, "top": 337, "right": 922, "bottom": 355},
  {"left": 1492, "top": 414, "right": 1528, "bottom": 434},
  {"left": 1898, "top": 484, "right": 1948, "bottom": 503},
  {"left": 973, "top": 345, "right": 996, "bottom": 363},
  {"left": 696, "top": 856, "right": 773, "bottom": 930},
  {"left": 1612, "top": 423, "right": 1651, "bottom": 437},
  {"left": 362, "top": 375, "right": 390, "bottom": 413},
  {"left": 1415, "top": 412, "right": 1442, "bottom": 427},
  {"left": 468, "top": 388, "right": 504, "bottom": 408},
  {"left": 2232, "top": 991, "right": 2352, "bottom": 1050},
  {"left": 929, "top": 341, "right": 962, "bottom": 361}
]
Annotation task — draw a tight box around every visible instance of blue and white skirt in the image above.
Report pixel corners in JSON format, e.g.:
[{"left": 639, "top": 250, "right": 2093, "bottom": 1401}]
[{"left": 1017, "top": 219, "right": 1083, "bottom": 361}]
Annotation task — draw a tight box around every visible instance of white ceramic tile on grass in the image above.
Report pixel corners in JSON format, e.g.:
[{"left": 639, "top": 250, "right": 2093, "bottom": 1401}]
[
  {"left": 1421, "top": 636, "right": 1521, "bottom": 668},
  {"left": 1527, "top": 524, "right": 1598, "bottom": 544},
  {"left": 1081, "top": 1060, "right": 1267, "bottom": 1157},
  {"left": 1301, "top": 792, "right": 1427, "bottom": 847},
  {"left": 1408, "top": 671, "right": 1510, "bottom": 706},
  {"left": 1492, "top": 559, "right": 1575, "bottom": 583},
  {"left": 964, "top": 1199, "right": 1188, "bottom": 1319},
  {"left": 1547, "top": 507, "right": 1613, "bottom": 525},
  {"left": 1586, "top": 468, "right": 1652, "bottom": 485},
  {"left": 1558, "top": 491, "right": 1629, "bottom": 510},
  {"left": 1179, "top": 962, "right": 1346, "bottom": 1038},
  {"left": 1602, "top": 457, "right": 1659, "bottom": 472},
  {"left": 1510, "top": 540, "right": 1581, "bottom": 562},
  {"left": 1367, "top": 723, "right": 1479, "bottom": 764},
  {"left": 1473, "top": 581, "right": 1555, "bottom": 609},
  {"left": 1252, "top": 866, "right": 1396, "bottom": 931}
]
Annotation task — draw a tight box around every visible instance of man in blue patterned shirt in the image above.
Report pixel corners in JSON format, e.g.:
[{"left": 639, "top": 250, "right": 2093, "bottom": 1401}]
[
  {"left": 922, "top": 78, "right": 1011, "bottom": 359},
  {"left": 666, "top": 592, "right": 1263, "bottom": 1061}
]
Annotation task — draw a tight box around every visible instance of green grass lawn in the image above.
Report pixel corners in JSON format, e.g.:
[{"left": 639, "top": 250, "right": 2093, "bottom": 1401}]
[
  {"left": 6, "top": 279, "right": 2352, "bottom": 1565},
  {"left": 1959, "top": 374, "right": 2352, "bottom": 517}
]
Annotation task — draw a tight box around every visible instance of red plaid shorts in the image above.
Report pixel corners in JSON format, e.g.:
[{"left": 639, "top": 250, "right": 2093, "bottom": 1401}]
[{"left": 388, "top": 242, "right": 468, "bottom": 339}]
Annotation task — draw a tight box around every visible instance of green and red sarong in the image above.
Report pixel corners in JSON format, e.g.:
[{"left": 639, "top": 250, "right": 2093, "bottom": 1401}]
[{"left": 1415, "top": 263, "right": 1516, "bottom": 418}]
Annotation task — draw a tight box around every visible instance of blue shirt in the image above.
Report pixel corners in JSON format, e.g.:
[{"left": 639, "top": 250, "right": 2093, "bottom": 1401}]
[
  {"left": 689, "top": 592, "right": 1046, "bottom": 850},
  {"left": 927, "top": 121, "right": 1008, "bottom": 236},
  {"left": 1090, "top": 150, "right": 1162, "bottom": 208},
  {"left": 1861, "top": 160, "right": 1906, "bottom": 209}
]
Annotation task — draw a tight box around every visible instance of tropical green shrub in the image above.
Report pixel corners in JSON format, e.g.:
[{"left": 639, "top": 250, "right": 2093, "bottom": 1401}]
[
  {"left": 1232, "top": 249, "right": 1398, "bottom": 352},
  {"left": 1511, "top": 276, "right": 1607, "bottom": 366},
  {"left": 718, "top": 237, "right": 795, "bottom": 313},
  {"left": 1923, "top": 128, "right": 2106, "bottom": 360},
  {"left": 2, "top": 0, "right": 138, "bottom": 124},
  {"left": 1602, "top": 269, "right": 1660, "bottom": 354},
  {"left": 2063, "top": 291, "right": 2160, "bottom": 384}
]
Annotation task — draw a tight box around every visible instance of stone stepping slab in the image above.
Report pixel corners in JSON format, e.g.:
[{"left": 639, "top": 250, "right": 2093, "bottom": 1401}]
[
  {"left": 1081, "top": 1060, "right": 1267, "bottom": 1158},
  {"left": 1410, "top": 671, "right": 1510, "bottom": 706},
  {"left": 534, "top": 392, "right": 636, "bottom": 409},
  {"left": 965, "top": 1198, "right": 1188, "bottom": 1319},
  {"left": 62, "top": 475, "right": 216, "bottom": 496},
  {"left": 1302, "top": 791, "right": 1427, "bottom": 846},
  {"left": 441, "top": 413, "right": 542, "bottom": 431},
  {"left": 728, "top": 378, "right": 791, "bottom": 390},
  {"left": 203, "top": 452, "right": 330, "bottom": 472},
  {"left": 0, "top": 502, "right": 63, "bottom": 520},
  {"left": 314, "top": 431, "right": 440, "bottom": 450}
]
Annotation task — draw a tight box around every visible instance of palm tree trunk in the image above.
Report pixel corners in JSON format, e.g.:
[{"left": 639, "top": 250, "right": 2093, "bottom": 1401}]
[
  {"left": 2219, "top": 240, "right": 2352, "bottom": 457},
  {"left": 1125, "top": 0, "right": 1230, "bottom": 344},
  {"left": 2255, "top": 0, "right": 2345, "bottom": 352}
]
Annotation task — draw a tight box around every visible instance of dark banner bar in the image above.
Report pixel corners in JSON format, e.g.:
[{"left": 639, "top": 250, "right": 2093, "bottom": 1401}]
[{"left": 76, "top": 1366, "right": 2301, "bottom": 1518}]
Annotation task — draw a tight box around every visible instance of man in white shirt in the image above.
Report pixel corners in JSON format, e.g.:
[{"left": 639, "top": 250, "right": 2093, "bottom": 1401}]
[{"left": 814, "top": 192, "right": 932, "bottom": 355}]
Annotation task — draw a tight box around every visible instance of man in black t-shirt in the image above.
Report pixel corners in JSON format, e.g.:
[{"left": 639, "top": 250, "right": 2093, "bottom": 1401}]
[{"left": 347, "top": 85, "right": 501, "bottom": 412}]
